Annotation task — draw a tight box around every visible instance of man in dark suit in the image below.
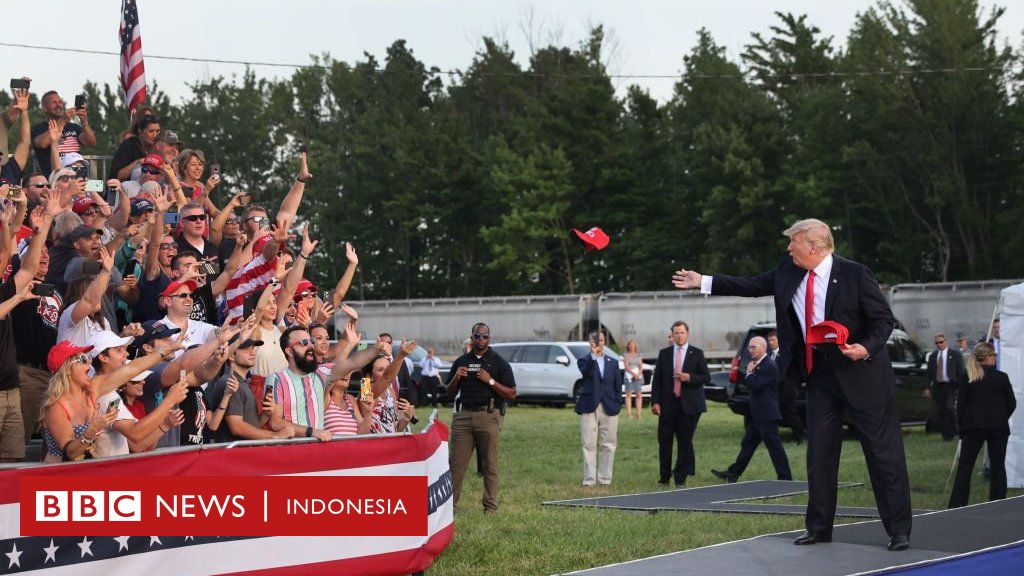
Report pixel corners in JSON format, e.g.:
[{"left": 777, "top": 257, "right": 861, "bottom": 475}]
[
  {"left": 575, "top": 331, "right": 623, "bottom": 486},
  {"left": 651, "top": 320, "right": 710, "bottom": 487},
  {"left": 671, "top": 218, "right": 912, "bottom": 552},
  {"left": 925, "top": 332, "right": 965, "bottom": 441},
  {"left": 712, "top": 336, "right": 792, "bottom": 482}
]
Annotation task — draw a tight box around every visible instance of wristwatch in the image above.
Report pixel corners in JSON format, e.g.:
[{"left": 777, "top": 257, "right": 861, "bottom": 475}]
[{"left": 488, "top": 378, "right": 496, "bottom": 387}]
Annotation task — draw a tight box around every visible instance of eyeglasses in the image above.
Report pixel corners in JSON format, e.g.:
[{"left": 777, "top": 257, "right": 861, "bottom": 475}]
[
  {"left": 73, "top": 354, "right": 90, "bottom": 365},
  {"left": 141, "top": 167, "right": 161, "bottom": 175},
  {"left": 82, "top": 208, "right": 102, "bottom": 217},
  {"left": 167, "top": 293, "right": 192, "bottom": 300},
  {"left": 30, "top": 183, "right": 49, "bottom": 189},
  {"left": 472, "top": 333, "right": 490, "bottom": 340},
  {"left": 159, "top": 243, "right": 177, "bottom": 250},
  {"left": 297, "top": 291, "right": 314, "bottom": 299},
  {"left": 183, "top": 214, "right": 207, "bottom": 222},
  {"left": 289, "top": 338, "right": 313, "bottom": 349},
  {"left": 245, "top": 216, "right": 267, "bottom": 224},
  {"left": 226, "top": 218, "right": 240, "bottom": 225}
]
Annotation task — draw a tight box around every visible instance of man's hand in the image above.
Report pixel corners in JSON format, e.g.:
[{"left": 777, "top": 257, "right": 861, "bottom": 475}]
[
  {"left": 453, "top": 366, "right": 469, "bottom": 381},
  {"left": 652, "top": 403, "right": 661, "bottom": 416},
  {"left": 841, "top": 343, "right": 869, "bottom": 362},
  {"left": 12, "top": 89, "right": 29, "bottom": 113},
  {"left": 300, "top": 224, "right": 318, "bottom": 256},
  {"left": 297, "top": 152, "right": 312, "bottom": 182},
  {"left": 313, "top": 429, "right": 332, "bottom": 442},
  {"left": 339, "top": 303, "right": 358, "bottom": 322},
  {"left": 76, "top": 105, "right": 89, "bottom": 125},
  {"left": 671, "top": 268, "right": 703, "bottom": 290},
  {"left": 343, "top": 321, "right": 360, "bottom": 344},
  {"left": 477, "top": 367, "right": 492, "bottom": 384},
  {"left": 922, "top": 388, "right": 932, "bottom": 399},
  {"left": 746, "top": 360, "right": 757, "bottom": 374},
  {"left": 15, "top": 280, "right": 41, "bottom": 304},
  {"left": 98, "top": 246, "right": 115, "bottom": 272},
  {"left": 152, "top": 188, "right": 173, "bottom": 212},
  {"left": 345, "top": 242, "right": 358, "bottom": 265}
]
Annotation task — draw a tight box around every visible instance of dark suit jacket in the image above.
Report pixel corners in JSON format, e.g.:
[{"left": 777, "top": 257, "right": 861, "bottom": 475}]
[
  {"left": 957, "top": 366, "right": 1016, "bottom": 434},
  {"left": 926, "top": 348, "right": 965, "bottom": 389},
  {"left": 711, "top": 255, "right": 896, "bottom": 410},
  {"left": 575, "top": 354, "right": 623, "bottom": 416},
  {"left": 746, "top": 356, "right": 782, "bottom": 423},
  {"left": 651, "top": 344, "right": 709, "bottom": 415}
]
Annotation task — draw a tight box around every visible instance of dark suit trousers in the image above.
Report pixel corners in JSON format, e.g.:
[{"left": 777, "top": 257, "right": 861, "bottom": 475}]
[
  {"left": 778, "top": 375, "right": 805, "bottom": 438},
  {"left": 728, "top": 415, "right": 792, "bottom": 480},
  {"left": 805, "top": 353, "right": 912, "bottom": 538},
  {"left": 658, "top": 408, "right": 700, "bottom": 481},
  {"left": 948, "top": 429, "right": 1009, "bottom": 508},
  {"left": 931, "top": 382, "right": 957, "bottom": 440}
]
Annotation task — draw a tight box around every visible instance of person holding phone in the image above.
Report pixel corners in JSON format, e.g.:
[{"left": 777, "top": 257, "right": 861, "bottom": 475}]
[
  {"left": 1, "top": 86, "right": 33, "bottom": 187},
  {"left": 576, "top": 331, "right": 623, "bottom": 486},
  {"left": 30, "top": 90, "right": 97, "bottom": 175},
  {"left": 174, "top": 149, "right": 220, "bottom": 216}
]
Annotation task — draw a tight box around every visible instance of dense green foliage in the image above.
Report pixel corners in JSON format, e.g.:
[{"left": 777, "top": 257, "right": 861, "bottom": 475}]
[{"left": 6, "top": 0, "right": 1023, "bottom": 296}]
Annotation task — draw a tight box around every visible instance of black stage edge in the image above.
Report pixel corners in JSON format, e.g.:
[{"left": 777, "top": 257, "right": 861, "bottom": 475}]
[
  {"left": 561, "top": 495, "right": 1024, "bottom": 576},
  {"left": 543, "top": 480, "right": 934, "bottom": 518}
]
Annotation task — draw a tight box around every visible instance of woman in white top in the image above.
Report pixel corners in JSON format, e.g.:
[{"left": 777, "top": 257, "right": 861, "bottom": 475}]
[{"left": 57, "top": 248, "right": 140, "bottom": 345}]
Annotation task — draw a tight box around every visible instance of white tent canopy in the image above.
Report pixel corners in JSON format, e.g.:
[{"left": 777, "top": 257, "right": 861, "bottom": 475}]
[{"left": 1000, "top": 282, "right": 1024, "bottom": 487}]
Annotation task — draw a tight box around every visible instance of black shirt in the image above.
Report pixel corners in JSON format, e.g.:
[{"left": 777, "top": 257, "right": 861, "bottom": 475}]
[
  {"left": 9, "top": 257, "right": 62, "bottom": 367},
  {"left": 0, "top": 279, "right": 19, "bottom": 390},
  {"left": 957, "top": 366, "right": 1017, "bottom": 434},
  {"left": 31, "top": 121, "right": 84, "bottom": 175},
  {"left": 108, "top": 135, "right": 145, "bottom": 179},
  {"left": 446, "top": 347, "right": 515, "bottom": 407},
  {"left": 179, "top": 386, "right": 208, "bottom": 446}
]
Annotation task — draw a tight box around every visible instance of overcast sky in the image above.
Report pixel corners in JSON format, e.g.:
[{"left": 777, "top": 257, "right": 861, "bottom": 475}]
[{"left": 4, "top": 0, "right": 1023, "bottom": 104}]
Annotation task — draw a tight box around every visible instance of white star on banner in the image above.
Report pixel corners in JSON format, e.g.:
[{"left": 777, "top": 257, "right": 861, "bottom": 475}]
[
  {"left": 43, "top": 539, "right": 59, "bottom": 564},
  {"left": 114, "top": 536, "right": 131, "bottom": 552},
  {"left": 184, "top": 536, "right": 194, "bottom": 541},
  {"left": 5, "top": 542, "right": 21, "bottom": 569},
  {"left": 149, "top": 536, "right": 162, "bottom": 547},
  {"left": 78, "top": 537, "right": 94, "bottom": 558}
]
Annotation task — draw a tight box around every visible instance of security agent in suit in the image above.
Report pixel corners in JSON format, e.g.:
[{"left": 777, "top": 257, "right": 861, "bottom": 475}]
[
  {"left": 672, "top": 218, "right": 913, "bottom": 552},
  {"left": 651, "top": 321, "right": 710, "bottom": 487},
  {"left": 712, "top": 336, "right": 792, "bottom": 482},
  {"left": 770, "top": 330, "right": 805, "bottom": 443},
  {"left": 924, "top": 333, "right": 965, "bottom": 441},
  {"left": 575, "top": 331, "right": 623, "bottom": 486}
]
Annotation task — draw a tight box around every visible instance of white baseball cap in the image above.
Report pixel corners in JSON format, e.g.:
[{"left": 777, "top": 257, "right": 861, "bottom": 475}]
[{"left": 87, "top": 330, "right": 134, "bottom": 358}]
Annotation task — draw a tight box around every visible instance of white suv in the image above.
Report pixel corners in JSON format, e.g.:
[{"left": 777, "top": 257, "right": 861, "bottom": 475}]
[{"left": 488, "top": 342, "right": 652, "bottom": 406}]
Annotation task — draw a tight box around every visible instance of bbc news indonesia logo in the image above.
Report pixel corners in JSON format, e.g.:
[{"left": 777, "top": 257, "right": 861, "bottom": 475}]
[{"left": 21, "top": 476, "right": 428, "bottom": 536}]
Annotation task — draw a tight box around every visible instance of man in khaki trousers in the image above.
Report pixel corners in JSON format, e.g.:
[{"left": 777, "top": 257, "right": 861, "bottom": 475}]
[{"left": 576, "top": 331, "right": 623, "bottom": 486}]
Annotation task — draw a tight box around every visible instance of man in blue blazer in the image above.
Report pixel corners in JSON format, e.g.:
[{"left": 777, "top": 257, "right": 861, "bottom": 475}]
[
  {"left": 651, "top": 321, "right": 710, "bottom": 487},
  {"left": 575, "top": 331, "right": 623, "bottom": 486},
  {"left": 672, "top": 218, "right": 912, "bottom": 552},
  {"left": 712, "top": 336, "right": 792, "bottom": 482}
]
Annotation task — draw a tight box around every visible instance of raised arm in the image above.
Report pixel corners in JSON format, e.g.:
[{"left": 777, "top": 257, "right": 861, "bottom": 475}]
[
  {"left": 210, "top": 194, "right": 243, "bottom": 244},
  {"left": 10, "top": 90, "right": 31, "bottom": 171},
  {"left": 331, "top": 243, "right": 359, "bottom": 307},
  {"left": 275, "top": 152, "right": 311, "bottom": 220},
  {"left": 92, "top": 340, "right": 184, "bottom": 398},
  {"left": 13, "top": 191, "right": 60, "bottom": 291}
]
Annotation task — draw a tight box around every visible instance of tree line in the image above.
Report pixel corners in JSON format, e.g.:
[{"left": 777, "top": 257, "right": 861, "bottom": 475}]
[{"left": 5, "top": 0, "right": 1023, "bottom": 299}]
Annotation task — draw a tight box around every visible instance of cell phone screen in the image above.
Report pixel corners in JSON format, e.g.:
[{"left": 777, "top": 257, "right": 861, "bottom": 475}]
[{"left": 75, "top": 94, "right": 86, "bottom": 108}]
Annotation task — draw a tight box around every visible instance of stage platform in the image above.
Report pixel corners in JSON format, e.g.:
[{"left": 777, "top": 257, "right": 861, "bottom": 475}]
[
  {"left": 543, "top": 480, "right": 932, "bottom": 518},
  {"left": 561, "top": 495, "right": 1024, "bottom": 576}
]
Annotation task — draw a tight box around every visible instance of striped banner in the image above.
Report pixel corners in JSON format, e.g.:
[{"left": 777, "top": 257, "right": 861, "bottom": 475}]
[{"left": 0, "top": 422, "right": 453, "bottom": 575}]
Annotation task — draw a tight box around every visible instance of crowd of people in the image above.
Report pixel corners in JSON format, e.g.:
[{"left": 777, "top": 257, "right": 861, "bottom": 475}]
[{"left": 0, "top": 87, "right": 437, "bottom": 464}]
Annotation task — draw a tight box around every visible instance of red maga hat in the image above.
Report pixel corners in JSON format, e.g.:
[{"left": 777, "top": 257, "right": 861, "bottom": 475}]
[
  {"left": 571, "top": 227, "right": 610, "bottom": 251},
  {"left": 47, "top": 341, "right": 94, "bottom": 373},
  {"left": 807, "top": 321, "right": 850, "bottom": 347}
]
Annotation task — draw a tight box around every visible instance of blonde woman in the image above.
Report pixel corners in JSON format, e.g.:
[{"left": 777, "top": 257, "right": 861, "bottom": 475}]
[
  {"left": 623, "top": 339, "right": 644, "bottom": 419},
  {"left": 174, "top": 149, "right": 221, "bottom": 216},
  {"left": 39, "top": 339, "right": 182, "bottom": 463},
  {"left": 948, "top": 342, "right": 1016, "bottom": 508}
]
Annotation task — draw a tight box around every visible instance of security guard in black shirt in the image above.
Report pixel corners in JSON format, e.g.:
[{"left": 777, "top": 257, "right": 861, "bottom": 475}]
[{"left": 446, "top": 322, "right": 515, "bottom": 513}]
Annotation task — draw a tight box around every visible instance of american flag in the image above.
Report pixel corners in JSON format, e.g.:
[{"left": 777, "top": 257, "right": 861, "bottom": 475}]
[
  {"left": 119, "top": 0, "right": 147, "bottom": 112},
  {"left": 0, "top": 423, "right": 454, "bottom": 574}
]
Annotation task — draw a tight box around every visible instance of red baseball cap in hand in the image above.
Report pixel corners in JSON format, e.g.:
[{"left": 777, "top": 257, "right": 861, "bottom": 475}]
[
  {"left": 807, "top": 321, "right": 850, "bottom": 348},
  {"left": 571, "top": 227, "right": 610, "bottom": 251}
]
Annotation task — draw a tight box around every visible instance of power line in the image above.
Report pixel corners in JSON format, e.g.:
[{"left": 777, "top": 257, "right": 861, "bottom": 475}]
[{"left": 0, "top": 40, "right": 1019, "bottom": 82}]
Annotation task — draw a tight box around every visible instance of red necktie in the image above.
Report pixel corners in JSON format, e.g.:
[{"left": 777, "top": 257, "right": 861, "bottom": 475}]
[
  {"left": 805, "top": 270, "right": 816, "bottom": 374},
  {"left": 673, "top": 346, "right": 683, "bottom": 397}
]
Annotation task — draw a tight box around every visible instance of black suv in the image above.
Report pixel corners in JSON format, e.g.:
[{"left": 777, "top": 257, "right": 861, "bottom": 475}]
[{"left": 726, "top": 322, "right": 931, "bottom": 426}]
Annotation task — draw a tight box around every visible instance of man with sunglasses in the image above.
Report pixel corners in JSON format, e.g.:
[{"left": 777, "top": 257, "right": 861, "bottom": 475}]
[
  {"left": 158, "top": 279, "right": 217, "bottom": 353},
  {"left": 176, "top": 202, "right": 220, "bottom": 264},
  {"left": 446, "top": 323, "right": 516, "bottom": 513},
  {"left": 925, "top": 333, "right": 965, "bottom": 441}
]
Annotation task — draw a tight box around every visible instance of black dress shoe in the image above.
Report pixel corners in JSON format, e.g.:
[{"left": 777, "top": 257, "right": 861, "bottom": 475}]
[
  {"left": 675, "top": 478, "right": 686, "bottom": 487},
  {"left": 711, "top": 469, "right": 738, "bottom": 483},
  {"left": 793, "top": 531, "right": 832, "bottom": 545},
  {"left": 887, "top": 535, "right": 910, "bottom": 551},
  {"left": 657, "top": 477, "right": 670, "bottom": 485}
]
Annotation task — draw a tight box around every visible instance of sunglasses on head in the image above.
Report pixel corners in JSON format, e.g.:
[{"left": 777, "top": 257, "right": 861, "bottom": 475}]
[
  {"left": 141, "top": 166, "right": 161, "bottom": 175},
  {"left": 183, "top": 214, "right": 207, "bottom": 222},
  {"left": 472, "top": 332, "right": 490, "bottom": 340}
]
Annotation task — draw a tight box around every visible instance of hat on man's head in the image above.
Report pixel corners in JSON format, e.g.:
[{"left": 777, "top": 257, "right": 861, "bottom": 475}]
[
  {"left": 571, "top": 227, "right": 610, "bottom": 252},
  {"left": 807, "top": 321, "right": 850, "bottom": 347},
  {"left": 161, "top": 279, "right": 198, "bottom": 298},
  {"left": 131, "top": 198, "right": 155, "bottom": 217},
  {"left": 47, "top": 341, "right": 94, "bottom": 373},
  {"left": 134, "top": 320, "right": 181, "bottom": 349},
  {"left": 66, "top": 224, "right": 103, "bottom": 243},
  {"left": 140, "top": 154, "right": 164, "bottom": 169},
  {"left": 228, "top": 333, "right": 265, "bottom": 350},
  {"left": 60, "top": 153, "right": 89, "bottom": 168},
  {"left": 155, "top": 130, "right": 182, "bottom": 147},
  {"left": 87, "top": 330, "right": 134, "bottom": 358},
  {"left": 72, "top": 196, "right": 98, "bottom": 215}
]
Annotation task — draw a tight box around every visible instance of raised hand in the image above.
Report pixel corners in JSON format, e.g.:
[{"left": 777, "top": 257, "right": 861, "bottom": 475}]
[
  {"left": 671, "top": 268, "right": 703, "bottom": 290},
  {"left": 300, "top": 224, "right": 318, "bottom": 256},
  {"left": 297, "top": 152, "right": 312, "bottom": 181},
  {"left": 345, "top": 242, "right": 358, "bottom": 265},
  {"left": 314, "top": 301, "right": 334, "bottom": 324},
  {"left": 398, "top": 339, "right": 417, "bottom": 357},
  {"left": 342, "top": 321, "right": 360, "bottom": 344},
  {"left": 98, "top": 246, "right": 115, "bottom": 272},
  {"left": 47, "top": 119, "right": 61, "bottom": 142},
  {"left": 165, "top": 377, "right": 189, "bottom": 406},
  {"left": 12, "top": 89, "right": 29, "bottom": 113},
  {"left": 339, "top": 303, "right": 358, "bottom": 322}
]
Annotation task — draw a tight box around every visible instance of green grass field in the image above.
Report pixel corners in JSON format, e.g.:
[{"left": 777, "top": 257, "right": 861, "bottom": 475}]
[{"left": 428, "top": 401, "right": 1022, "bottom": 575}]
